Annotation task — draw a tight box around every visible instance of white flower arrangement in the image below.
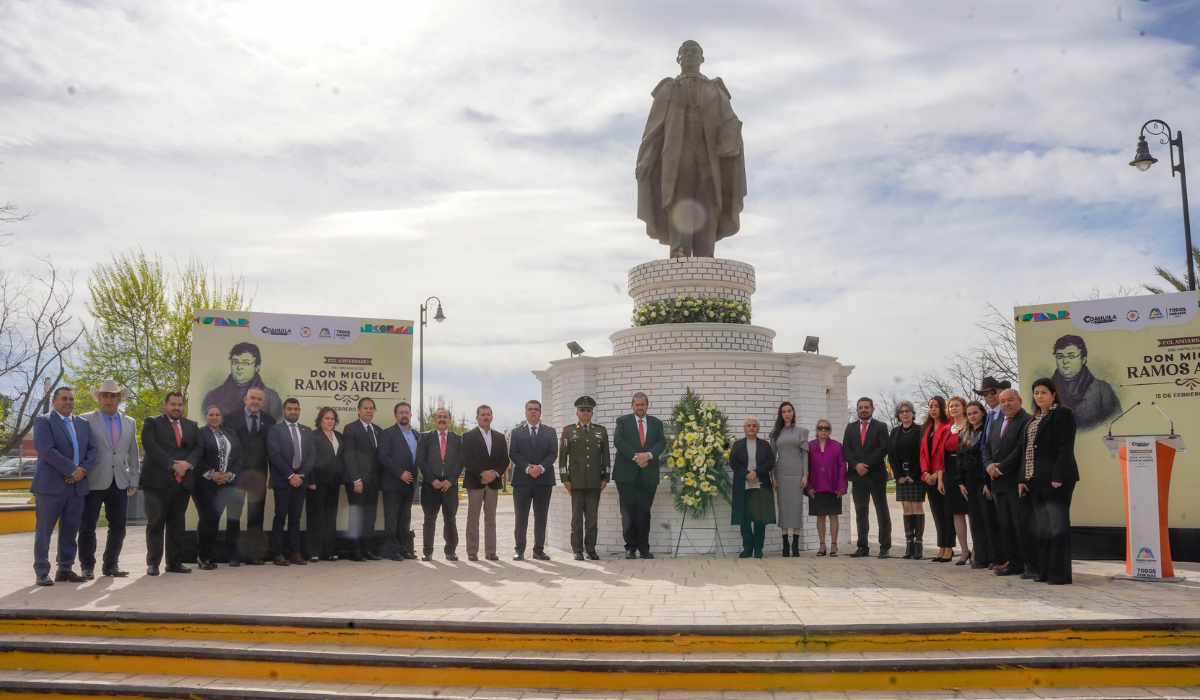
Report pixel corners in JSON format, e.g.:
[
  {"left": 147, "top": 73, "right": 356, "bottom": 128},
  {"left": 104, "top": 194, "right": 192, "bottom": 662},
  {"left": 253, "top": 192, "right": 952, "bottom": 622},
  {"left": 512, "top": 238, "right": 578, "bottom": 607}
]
[
  {"left": 631, "top": 295, "right": 751, "bottom": 327},
  {"left": 663, "top": 388, "right": 732, "bottom": 518}
]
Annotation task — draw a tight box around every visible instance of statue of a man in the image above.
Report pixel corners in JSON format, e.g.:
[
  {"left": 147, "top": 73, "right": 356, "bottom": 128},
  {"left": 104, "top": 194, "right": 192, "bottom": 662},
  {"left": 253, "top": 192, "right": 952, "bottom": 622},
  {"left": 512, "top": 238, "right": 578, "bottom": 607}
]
[{"left": 636, "top": 41, "right": 746, "bottom": 258}]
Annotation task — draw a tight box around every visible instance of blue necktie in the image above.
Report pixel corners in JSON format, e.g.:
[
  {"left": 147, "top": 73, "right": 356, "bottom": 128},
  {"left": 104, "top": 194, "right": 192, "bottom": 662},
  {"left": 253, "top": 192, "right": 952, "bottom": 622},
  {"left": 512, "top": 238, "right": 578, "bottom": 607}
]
[{"left": 62, "top": 415, "right": 80, "bottom": 466}]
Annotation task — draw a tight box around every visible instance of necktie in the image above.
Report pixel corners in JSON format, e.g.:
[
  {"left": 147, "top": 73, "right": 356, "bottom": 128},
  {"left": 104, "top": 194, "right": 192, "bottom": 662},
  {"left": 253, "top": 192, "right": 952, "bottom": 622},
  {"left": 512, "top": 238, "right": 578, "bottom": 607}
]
[
  {"left": 860, "top": 421, "right": 868, "bottom": 445},
  {"left": 530, "top": 425, "right": 537, "bottom": 441},
  {"left": 638, "top": 418, "right": 645, "bottom": 447},
  {"left": 250, "top": 413, "right": 258, "bottom": 438},
  {"left": 1000, "top": 417, "right": 1010, "bottom": 437},
  {"left": 368, "top": 424, "right": 377, "bottom": 447},
  {"left": 62, "top": 415, "right": 80, "bottom": 466},
  {"left": 290, "top": 423, "right": 302, "bottom": 470},
  {"left": 109, "top": 414, "right": 120, "bottom": 448},
  {"left": 440, "top": 431, "right": 447, "bottom": 460},
  {"left": 172, "top": 420, "right": 182, "bottom": 447}
]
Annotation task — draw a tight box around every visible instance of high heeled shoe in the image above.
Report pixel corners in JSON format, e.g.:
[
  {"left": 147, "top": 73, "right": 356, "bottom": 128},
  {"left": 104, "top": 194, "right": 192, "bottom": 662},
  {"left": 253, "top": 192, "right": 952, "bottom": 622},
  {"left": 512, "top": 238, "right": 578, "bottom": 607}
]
[{"left": 956, "top": 551, "right": 973, "bottom": 566}]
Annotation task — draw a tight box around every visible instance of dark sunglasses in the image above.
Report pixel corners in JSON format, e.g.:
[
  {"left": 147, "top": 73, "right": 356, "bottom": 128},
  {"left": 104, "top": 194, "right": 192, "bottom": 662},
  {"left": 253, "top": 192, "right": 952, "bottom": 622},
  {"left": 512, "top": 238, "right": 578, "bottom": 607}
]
[{"left": 816, "top": 425, "right": 831, "bottom": 431}]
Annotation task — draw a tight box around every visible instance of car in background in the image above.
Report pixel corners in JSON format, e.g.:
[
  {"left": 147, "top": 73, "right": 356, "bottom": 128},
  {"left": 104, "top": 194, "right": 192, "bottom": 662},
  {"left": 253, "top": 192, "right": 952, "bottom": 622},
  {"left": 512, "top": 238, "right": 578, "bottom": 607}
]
[{"left": 0, "top": 458, "right": 36, "bottom": 478}]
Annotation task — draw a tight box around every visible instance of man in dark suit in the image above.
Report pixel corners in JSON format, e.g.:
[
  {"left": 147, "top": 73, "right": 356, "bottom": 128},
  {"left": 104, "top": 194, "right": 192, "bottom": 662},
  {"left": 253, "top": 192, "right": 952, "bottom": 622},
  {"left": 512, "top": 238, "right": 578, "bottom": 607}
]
[
  {"left": 227, "top": 387, "right": 276, "bottom": 565},
  {"left": 415, "top": 407, "right": 463, "bottom": 561},
  {"left": 342, "top": 397, "right": 384, "bottom": 561},
  {"left": 30, "top": 387, "right": 97, "bottom": 586},
  {"left": 985, "top": 388, "right": 1038, "bottom": 578},
  {"left": 613, "top": 392, "right": 666, "bottom": 559},
  {"left": 140, "top": 392, "right": 202, "bottom": 575},
  {"left": 461, "top": 405, "right": 509, "bottom": 561},
  {"left": 266, "top": 398, "right": 315, "bottom": 566},
  {"left": 378, "top": 401, "right": 420, "bottom": 561},
  {"left": 508, "top": 399, "right": 557, "bottom": 561},
  {"left": 843, "top": 397, "right": 892, "bottom": 558}
]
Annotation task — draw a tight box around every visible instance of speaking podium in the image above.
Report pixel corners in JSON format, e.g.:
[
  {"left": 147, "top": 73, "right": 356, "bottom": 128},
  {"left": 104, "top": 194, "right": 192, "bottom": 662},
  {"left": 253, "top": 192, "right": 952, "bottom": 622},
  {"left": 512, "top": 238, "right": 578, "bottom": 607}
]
[{"left": 1102, "top": 402, "right": 1186, "bottom": 582}]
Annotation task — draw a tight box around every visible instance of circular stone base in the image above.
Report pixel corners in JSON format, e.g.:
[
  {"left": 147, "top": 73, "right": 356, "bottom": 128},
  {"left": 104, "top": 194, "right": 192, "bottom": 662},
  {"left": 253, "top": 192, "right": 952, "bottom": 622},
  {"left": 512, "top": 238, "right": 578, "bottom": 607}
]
[
  {"left": 610, "top": 323, "right": 775, "bottom": 356},
  {"left": 628, "top": 258, "right": 755, "bottom": 306}
]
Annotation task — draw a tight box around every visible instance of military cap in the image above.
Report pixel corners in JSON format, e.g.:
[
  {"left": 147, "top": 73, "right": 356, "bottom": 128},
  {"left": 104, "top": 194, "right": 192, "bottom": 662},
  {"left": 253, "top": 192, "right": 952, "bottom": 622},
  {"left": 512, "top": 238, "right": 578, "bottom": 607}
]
[{"left": 574, "top": 396, "right": 597, "bottom": 409}]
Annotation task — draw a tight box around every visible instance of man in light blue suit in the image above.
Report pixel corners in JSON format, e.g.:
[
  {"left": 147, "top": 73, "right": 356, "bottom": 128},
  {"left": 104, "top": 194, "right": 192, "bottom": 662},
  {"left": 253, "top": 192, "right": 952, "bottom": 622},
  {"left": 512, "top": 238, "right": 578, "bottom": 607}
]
[{"left": 31, "top": 386, "right": 98, "bottom": 586}]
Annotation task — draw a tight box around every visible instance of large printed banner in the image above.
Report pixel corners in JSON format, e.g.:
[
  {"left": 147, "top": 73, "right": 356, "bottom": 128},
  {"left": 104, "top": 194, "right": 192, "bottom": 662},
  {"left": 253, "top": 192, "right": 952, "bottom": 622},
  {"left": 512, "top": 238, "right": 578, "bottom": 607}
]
[
  {"left": 187, "top": 309, "right": 414, "bottom": 428},
  {"left": 1014, "top": 291, "right": 1199, "bottom": 529}
]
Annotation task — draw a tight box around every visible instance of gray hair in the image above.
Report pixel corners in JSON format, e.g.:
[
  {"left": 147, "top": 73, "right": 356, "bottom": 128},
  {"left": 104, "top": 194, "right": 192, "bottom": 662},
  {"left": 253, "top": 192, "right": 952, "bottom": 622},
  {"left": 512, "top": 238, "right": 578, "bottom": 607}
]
[
  {"left": 814, "top": 418, "right": 832, "bottom": 428},
  {"left": 894, "top": 401, "right": 916, "bottom": 421},
  {"left": 631, "top": 392, "right": 649, "bottom": 404},
  {"left": 999, "top": 388, "right": 1021, "bottom": 400}
]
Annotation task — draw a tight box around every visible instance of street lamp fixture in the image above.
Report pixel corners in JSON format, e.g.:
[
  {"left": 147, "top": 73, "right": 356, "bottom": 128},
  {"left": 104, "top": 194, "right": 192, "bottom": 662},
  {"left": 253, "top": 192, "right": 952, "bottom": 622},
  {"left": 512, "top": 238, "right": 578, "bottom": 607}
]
[
  {"left": 418, "top": 296, "right": 446, "bottom": 431},
  {"left": 1129, "top": 119, "right": 1194, "bottom": 291}
]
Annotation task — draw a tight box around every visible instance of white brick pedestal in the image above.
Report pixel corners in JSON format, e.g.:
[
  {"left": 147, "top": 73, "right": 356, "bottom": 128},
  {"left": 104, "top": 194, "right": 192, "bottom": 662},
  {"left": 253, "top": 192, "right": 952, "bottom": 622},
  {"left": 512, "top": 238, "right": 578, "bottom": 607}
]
[{"left": 535, "top": 258, "right": 855, "bottom": 555}]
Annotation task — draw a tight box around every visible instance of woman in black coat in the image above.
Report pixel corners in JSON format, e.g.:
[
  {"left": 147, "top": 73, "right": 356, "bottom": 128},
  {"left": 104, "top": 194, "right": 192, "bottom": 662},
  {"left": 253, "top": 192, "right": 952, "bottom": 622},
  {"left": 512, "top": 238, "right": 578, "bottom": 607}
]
[
  {"left": 1018, "top": 377, "right": 1080, "bottom": 585},
  {"left": 887, "top": 401, "right": 925, "bottom": 559},
  {"left": 306, "top": 407, "right": 344, "bottom": 561},
  {"left": 192, "top": 405, "right": 244, "bottom": 569},
  {"left": 729, "top": 417, "right": 776, "bottom": 559}
]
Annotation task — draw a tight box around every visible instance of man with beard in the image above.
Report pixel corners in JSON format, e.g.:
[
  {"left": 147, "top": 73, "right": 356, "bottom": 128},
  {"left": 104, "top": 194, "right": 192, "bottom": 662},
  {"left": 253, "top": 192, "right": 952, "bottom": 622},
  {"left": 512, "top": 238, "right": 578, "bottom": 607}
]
[
  {"left": 377, "top": 401, "right": 420, "bottom": 560},
  {"left": 1050, "top": 335, "right": 1121, "bottom": 432},
  {"left": 203, "top": 342, "right": 283, "bottom": 421}
]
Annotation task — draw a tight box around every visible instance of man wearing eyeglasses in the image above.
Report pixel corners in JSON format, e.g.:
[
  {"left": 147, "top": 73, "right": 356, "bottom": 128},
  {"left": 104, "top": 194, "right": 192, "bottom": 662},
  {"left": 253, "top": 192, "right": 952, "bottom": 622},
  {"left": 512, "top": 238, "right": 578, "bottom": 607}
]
[
  {"left": 202, "top": 342, "right": 283, "bottom": 422},
  {"left": 1049, "top": 334, "right": 1121, "bottom": 431}
]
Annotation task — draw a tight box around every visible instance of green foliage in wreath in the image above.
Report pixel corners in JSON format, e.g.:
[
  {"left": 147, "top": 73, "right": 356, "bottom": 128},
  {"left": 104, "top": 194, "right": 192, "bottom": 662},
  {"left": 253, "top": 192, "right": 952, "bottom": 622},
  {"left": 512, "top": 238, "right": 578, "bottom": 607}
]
[
  {"left": 663, "top": 388, "right": 733, "bottom": 519},
  {"left": 631, "top": 295, "right": 751, "bottom": 327}
]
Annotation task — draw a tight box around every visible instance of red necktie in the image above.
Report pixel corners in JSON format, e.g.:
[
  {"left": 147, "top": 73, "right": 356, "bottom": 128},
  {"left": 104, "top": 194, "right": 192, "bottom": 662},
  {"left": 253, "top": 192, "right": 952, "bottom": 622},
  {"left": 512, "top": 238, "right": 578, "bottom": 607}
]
[
  {"left": 860, "top": 421, "right": 867, "bottom": 445},
  {"left": 172, "top": 420, "right": 183, "bottom": 482},
  {"left": 1000, "top": 417, "right": 1010, "bottom": 436},
  {"left": 440, "top": 432, "right": 447, "bottom": 460},
  {"left": 638, "top": 418, "right": 645, "bottom": 447}
]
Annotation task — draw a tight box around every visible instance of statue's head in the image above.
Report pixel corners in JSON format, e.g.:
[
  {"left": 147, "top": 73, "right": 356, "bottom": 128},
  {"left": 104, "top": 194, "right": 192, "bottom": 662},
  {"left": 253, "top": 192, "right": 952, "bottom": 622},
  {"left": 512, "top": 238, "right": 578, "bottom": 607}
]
[{"left": 676, "top": 40, "right": 704, "bottom": 73}]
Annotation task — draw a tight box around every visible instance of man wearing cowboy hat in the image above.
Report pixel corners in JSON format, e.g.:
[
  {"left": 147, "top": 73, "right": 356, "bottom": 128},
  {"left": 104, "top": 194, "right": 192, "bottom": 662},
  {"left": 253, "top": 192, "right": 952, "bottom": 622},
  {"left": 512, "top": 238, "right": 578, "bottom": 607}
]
[
  {"left": 975, "top": 377, "right": 1011, "bottom": 450},
  {"left": 79, "top": 380, "right": 142, "bottom": 578}
]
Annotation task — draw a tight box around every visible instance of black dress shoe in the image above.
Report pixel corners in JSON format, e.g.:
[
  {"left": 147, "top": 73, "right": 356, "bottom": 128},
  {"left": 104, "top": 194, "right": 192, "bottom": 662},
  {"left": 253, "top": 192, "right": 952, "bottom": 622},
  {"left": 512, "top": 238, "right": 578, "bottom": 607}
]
[
  {"left": 403, "top": 552, "right": 419, "bottom": 560},
  {"left": 81, "top": 568, "right": 95, "bottom": 580},
  {"left": 348, "top": 553, "right": 366, "bottom": 562},
  {"left": 971, "top": 561, "right": 988, "bottom": 570},
  {"left": 532, "top": 552, "right": 550, "bottom": 561},
  {"left": 421, "top": 554, "right": 433, "bottom": 562},
  {"left": 513, "top": 553, "right": 525, "bottom": 561},
  {"left": 246, "top": 557, "right": 264, "bottom": 566},
  {"left": 739, "top": 550, "right": 753, "bottom": 558},
  {"left": 877, "top": 548, "right": 890, "bottom": 559},
  {"left": 146, "top": 565, "right": 160, "bottom": 576},
  {"left": 166, "top": 563, "right": 192, "bottom": 574},
  {"left": 486, "top": 554, "right": 499, "bottom": 561},
  {"left": 55, "top": 570, "right": 86, "bottom": 583},
  {"left": 587, "top": 552, "right": 600, "bottom": 560},
  {"left": 849, "top": 547, "right": 870, "bottom": 558},
  {"left": 227, "top": 559, "right": 241, "bottom": 568},
  {"left": 640, "top": 552, "right": 654, "bottom": 559},
  {"left": 574, "top": 552, "right": 585, "bottom": 561},
  {"left": 102, "top": 567, "right": 129, "bottom": 577},
  {"left": 445, "top": 553, "right": 459, "bottom": 561},
  {"left": 388, "top": 554, "right": 404, "bottom": 562},
  {"left": 198, "top": 560, "right": 218, "bottom": 571},
  {"left": 468, "top": 555, "right": 479, "bottom": 561},
  {"left": 994, "top": 566, "right": 1020, "bottom": 576},
  {"left": 365, "top": 553, "right": 382, "bottom": 561},
  {"left": 1020, "top": 570, "right": 1040, "bottom": 580},
  {"left": 35, "top": 575, "right": 53, "bottom": 586},
  {"left": 626, "top": 551, "right": 638, "bottom": 559}
]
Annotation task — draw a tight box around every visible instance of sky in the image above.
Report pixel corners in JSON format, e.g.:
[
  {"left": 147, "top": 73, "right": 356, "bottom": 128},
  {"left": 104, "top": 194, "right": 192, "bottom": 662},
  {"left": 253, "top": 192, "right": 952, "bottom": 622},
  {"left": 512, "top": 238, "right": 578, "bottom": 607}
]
[{"left": 1, "top": 0, "right": 1198, "bottom": 428}]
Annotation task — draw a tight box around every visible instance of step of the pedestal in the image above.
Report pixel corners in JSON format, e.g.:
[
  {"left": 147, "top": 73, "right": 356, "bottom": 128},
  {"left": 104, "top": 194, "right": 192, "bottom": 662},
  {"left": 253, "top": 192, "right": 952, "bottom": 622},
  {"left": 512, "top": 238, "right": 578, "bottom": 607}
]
[
  {"left": 4, "top": 670, "right": 1200, "bottom": 700},
  {"left": 2, "top": 635, "right": 1200, "bottom": 693}
]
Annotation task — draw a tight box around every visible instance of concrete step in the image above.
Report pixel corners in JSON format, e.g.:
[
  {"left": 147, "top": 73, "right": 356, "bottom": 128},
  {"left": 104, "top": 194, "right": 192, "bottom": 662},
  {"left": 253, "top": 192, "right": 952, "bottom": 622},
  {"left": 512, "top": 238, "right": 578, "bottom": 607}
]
[
  {"left": 1, "top": 669, "right": 1200, "bottom": 699},
  {"left": 2, "top": 634, "right": 1200, "bottom": 693}
]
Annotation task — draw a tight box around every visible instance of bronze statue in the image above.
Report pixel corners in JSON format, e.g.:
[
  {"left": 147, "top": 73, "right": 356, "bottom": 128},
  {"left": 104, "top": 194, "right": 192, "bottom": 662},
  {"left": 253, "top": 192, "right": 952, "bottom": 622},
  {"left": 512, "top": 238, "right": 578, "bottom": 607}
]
[{"left": 636, "top": 41, "right": 746, "bottom": 258}]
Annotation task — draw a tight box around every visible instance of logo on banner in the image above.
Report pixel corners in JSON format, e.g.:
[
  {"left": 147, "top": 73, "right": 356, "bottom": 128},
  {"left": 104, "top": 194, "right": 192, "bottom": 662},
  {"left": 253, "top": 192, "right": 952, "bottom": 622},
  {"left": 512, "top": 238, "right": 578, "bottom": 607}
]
[
  {"left": 1082, "top": 314, "right": 1117, "bottom": 325},
  {"left": 1126, "top": 310, "right": 1140, "bottom": 322},
  {"left": 1168, "top": 306, "right": 1189, "bottom": 318},
  {"left": 1149, "top": 308, "right": 1164, "bottom": 320},
  {"left": 319, "top": 328, "right": 331, "bottom": 338},
  {"left": 261, "top": 326, "right": 292, "bottom": 336},
  {"left": 300, "top": 327, "right": 311, "bottom": 338},
  {"left": 1136, "top": 547, "right": 1156, "bottom": 562}
]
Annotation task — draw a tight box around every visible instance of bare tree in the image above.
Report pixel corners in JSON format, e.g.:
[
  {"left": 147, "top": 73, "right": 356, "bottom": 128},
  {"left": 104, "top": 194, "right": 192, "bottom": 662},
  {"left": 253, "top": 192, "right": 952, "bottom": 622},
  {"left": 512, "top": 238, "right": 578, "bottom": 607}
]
[
  {"left": 914, "top": 303, "right": 1018, "bottom": 409},
  {"left": 0, "top": 257, "right": 82, "bottom": 453}
]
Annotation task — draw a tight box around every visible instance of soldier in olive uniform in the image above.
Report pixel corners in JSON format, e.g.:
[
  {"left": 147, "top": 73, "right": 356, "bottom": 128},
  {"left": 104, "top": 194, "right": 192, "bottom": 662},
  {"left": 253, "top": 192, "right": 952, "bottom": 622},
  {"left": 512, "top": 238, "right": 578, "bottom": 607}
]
[{"left": 559, "top": 396, "right": 610, "bottom": 561}]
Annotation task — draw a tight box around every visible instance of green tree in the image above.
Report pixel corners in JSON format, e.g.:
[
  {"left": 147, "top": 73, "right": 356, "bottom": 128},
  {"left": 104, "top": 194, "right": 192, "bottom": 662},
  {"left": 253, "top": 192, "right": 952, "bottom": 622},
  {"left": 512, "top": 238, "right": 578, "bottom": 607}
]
[
  {"left": 1143, "top": 246, "right": 1200, "bottom": 294},
  {"left": 419, "top": 394, "right": 471, "bottom": 434},
  {"left": 68, "top": 250, "right": 253, "bottom": 433}
]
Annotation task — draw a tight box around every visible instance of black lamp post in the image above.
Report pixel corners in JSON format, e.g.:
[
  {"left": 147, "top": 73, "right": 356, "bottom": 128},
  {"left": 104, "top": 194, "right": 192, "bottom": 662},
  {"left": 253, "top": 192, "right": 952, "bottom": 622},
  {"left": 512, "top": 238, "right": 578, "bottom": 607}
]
[
  {"left": 418, "top": 296, "right": 446, "bottom": 431},
  {"left": 1130, "top": 119, "right": 1194, "bottom": 291}
]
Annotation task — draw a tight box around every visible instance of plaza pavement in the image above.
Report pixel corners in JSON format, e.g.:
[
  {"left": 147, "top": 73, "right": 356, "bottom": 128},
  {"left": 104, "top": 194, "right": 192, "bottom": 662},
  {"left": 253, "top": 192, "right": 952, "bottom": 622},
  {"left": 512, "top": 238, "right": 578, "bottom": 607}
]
[{"left": 2, "top": 496, "right": 1198, "bottom": 626}]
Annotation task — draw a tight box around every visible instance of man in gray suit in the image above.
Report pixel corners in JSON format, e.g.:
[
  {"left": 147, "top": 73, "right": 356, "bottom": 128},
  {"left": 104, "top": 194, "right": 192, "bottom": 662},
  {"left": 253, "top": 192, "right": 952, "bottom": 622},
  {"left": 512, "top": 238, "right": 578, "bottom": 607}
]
[
  {"left": 79, "top": 380, "right": 141, "bottom": 579},
  {"left": 415, "top": 408, "right": 463, "bottom": 561},
  {"left": 508, "top": 399, "right": 557, "bottom": 561}
]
